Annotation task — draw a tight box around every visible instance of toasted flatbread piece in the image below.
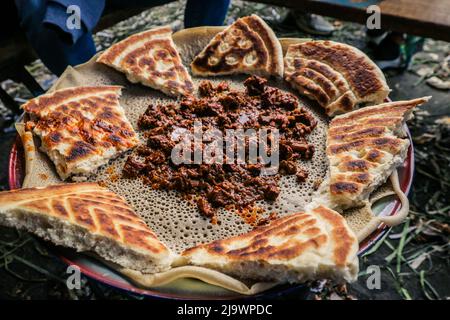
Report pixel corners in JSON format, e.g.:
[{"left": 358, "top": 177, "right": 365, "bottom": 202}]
[
  {"left": 97, "top": 26, "right": 194, "bottom": 97},
  {"left": 0, "top": 183, "right": 175, "bottom": 273},
  {"left": 191, "top": 15, "right": 283, "bottom": 78},
  {"left": 284, "top": 40, "right": 390, "bottom": 116},
  {"left": 22, "top": 86, "right": 139, "bottom": 181},
  {"left": 182, "top": 206, "right": 359, "bottom": 283},
  {"left": 313, "top": 97, "right": 430, "bottom": 210}
]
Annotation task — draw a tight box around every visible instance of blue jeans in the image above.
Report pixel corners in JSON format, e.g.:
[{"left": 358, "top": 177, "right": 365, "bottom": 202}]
[{"left": 15, "top": 0, "right": 230, "bottom": 76}]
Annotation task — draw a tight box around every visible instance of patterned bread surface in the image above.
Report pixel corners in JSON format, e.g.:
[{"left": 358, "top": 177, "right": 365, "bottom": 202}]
[
  {"left": 191, "top": 14, "right": 283, "bottom": 77},
  {"left": 314, "top": 97, "right": 430, "bottom": 209},
  {"left": 284, "top": 40, "right": 390, "bottom": 116},
  {"left": 0, "top": 183, "right": 175, "bottom": 273},
  {"left": 22, "top": 86, "right": 139, "bottom": 180},
  {"left": 182, "top": 206, "right": 359, "bottom": 283},
  {"left": 97, "top": 26, "right": 194, "bottom": 96}
]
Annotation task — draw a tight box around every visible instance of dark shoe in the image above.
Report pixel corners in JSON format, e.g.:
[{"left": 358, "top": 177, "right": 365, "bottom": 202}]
[{"left": 370, "top": 32, "right": 404, "bottom": 70}]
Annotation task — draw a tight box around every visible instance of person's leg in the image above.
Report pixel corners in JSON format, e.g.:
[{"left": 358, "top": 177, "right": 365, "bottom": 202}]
[
  {"left": 184, "top": 0, "right": 230, "bottom": 28},
  {"left": 106, "top": 0, "right": 172, "bottom": 10},
  {"left": 107, "top": 0, "right": 230, "bottom": 28},
  {"left": 15, "top": 0, "right": 96, "bottom": 76}
]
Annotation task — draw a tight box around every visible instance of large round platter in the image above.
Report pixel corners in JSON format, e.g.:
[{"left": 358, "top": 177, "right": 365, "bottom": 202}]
[
  {"left": 8, "top": 127, "right": 414, "bottom": 300},
  {"left": 7, "top": 28, "right": 415, "bottom": 299}
]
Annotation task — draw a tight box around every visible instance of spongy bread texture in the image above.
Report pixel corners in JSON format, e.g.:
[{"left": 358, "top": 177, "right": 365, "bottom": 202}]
[
  {"left": 17, "top": 29, "right": 388, "bottom": 254},
  {"left": 84, "top": 64, "right": 328, "bottom": 254}
]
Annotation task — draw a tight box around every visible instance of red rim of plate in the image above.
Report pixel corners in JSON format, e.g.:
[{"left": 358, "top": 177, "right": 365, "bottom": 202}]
[{"left": 7, "top": 129, "right": 414, "bottom": 300}]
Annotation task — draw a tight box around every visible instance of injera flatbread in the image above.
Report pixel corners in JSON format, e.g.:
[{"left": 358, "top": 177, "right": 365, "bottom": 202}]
[{"left": 15, "top": 27, "right": 408, "bottom": 294}]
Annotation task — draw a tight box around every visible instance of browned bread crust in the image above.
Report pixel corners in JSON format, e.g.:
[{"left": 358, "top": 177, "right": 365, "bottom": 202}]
[
  {"left": 0, "top": 183, "right": 175, "bottom": 273},
  {"left": 329, "top": 97, "right": 429, "bottom": 126},
  {"left": 97, "top": 26, "right": 194, "bottom": 97},
  {"left": 284, "top": 40, "right": 390, "bottom": 116},
  {"left": 22, "top": 86, "right": 139, "bottom": 180},
  {"left": 182, "top": 206, "right": 359, "bottom": 283},
  {"left": 191, "top": 15, "right": 283, "bottom": 78},
  {"left": 314, "top": 97, "right": 430, "bottom": 209}
]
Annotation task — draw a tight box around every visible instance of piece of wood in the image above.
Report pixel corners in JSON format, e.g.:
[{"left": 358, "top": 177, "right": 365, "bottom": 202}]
[{"left": 247, "top": 0, "right": 450, "bottom": 42}]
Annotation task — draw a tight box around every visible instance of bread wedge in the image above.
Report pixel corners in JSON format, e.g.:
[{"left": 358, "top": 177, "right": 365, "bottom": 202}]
[
  {"left": 313, "top": 97, "right": 431, "bottom": 210},
  {"left": 284, "top": 40, "right": 390, "bottom": 116},
  {"left": 97, "top": 26, "right": 194, "bottom": 97},
  {"left": 191, "top": 15, "right": 283, "bottom": 78},
  {"left": 181, "top": 206, "right": 359, "bottom": 283},
  {"left": 22, "top": 86, "right": 139, "bottom": 181},
  {"left": 0, "top": 183, "right": 176, "bottom": 273}
]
